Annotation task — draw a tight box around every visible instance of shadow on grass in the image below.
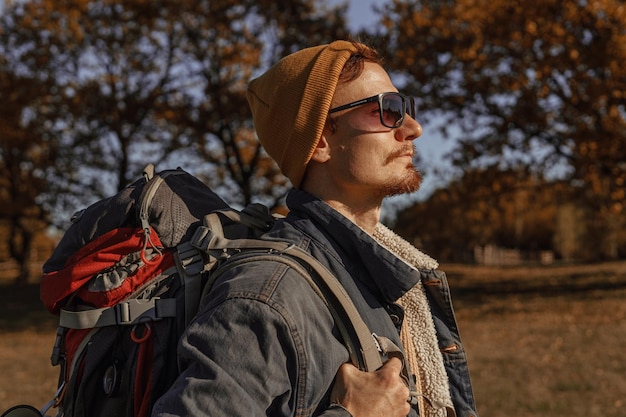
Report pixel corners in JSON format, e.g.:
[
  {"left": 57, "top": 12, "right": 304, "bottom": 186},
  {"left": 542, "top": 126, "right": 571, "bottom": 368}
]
[
  {"left": 448, "top": 263, "right": 626, "bottom": 309},
  {"left": 0, "top": 283, "right": 58, "bottom": 332},
  {"left": 453, "top": 276, "right": 626, "bottom": 298}
]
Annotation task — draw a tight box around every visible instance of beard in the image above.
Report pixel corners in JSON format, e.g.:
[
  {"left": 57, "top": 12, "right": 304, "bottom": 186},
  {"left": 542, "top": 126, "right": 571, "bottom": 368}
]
[
  {"left": 380, "top": 164, "right": 422, "bottom": 197},
  {"left": 378, "top": 146, "right": 422, "bottom": 197}
]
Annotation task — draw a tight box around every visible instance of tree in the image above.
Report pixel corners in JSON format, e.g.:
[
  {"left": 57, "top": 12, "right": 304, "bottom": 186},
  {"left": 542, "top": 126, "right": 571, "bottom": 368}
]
[
  {"left": 0, "top": 0, "right": 350, "bottom": 281},
  {"left": 3, "top": 0, "right": 350, "bottom": 212},
  {"left": 159, "top": 0, "right": 350, "bottom": 208},
  {"left": 380, "top": 0, "right": 626, "bottom": 258},
  {"left": 0, "top": 21, "right": 59, "bottom": 283},
  {"left": 395, "top": 167, "right": 563, "bottom": 263}
]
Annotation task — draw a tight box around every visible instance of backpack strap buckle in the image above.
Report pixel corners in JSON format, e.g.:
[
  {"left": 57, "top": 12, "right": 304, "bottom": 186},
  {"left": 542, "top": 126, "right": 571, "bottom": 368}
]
[
  {"left": 115, "top": 299, "right": 156, "bottom": 324},
  {"left": 59, "top": 299, "right": 177, "bottom": 329}
]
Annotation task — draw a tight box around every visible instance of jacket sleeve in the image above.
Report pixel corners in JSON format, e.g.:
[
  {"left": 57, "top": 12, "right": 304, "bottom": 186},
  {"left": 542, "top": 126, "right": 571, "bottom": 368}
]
[
  {"left": 152, "top": 266, "right": 350, "bottom": 417},
  {"left": 152, "top": 296, "right": 297, "bottom": 416}
]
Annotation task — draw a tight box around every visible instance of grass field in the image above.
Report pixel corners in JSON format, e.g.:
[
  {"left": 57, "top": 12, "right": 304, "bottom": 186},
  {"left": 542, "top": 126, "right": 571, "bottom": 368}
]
[{"left": 1, "top": 261, "right": 625, "bottom": 416}]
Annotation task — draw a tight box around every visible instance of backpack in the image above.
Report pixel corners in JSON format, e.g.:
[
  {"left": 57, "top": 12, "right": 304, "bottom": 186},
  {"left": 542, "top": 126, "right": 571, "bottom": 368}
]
[{"left": 36, "top": 164, "right": 383, "bottom": 417}]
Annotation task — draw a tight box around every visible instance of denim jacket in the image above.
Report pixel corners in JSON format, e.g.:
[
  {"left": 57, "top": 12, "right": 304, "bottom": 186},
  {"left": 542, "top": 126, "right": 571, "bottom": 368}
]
[{"left": 152, "top": 189, "right": 478, "bottom": 417}]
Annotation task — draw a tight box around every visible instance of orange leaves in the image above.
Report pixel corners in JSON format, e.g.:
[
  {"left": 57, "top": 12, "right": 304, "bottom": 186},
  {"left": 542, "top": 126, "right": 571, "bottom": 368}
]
[
  {"left": 382, "top": 0, "right": 625, "bottom": 259},
  {"left": 526, "top": 21, "right": 539, "bottom": 37}
]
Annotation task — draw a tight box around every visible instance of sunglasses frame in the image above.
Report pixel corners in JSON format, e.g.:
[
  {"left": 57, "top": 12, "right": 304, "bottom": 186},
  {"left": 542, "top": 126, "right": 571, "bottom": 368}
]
[{"left": 328, "top": 92, "right": 417, "bottom": 128}]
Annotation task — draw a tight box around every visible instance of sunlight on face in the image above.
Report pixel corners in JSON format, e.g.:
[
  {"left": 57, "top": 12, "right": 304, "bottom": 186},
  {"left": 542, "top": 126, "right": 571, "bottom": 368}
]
[{"left": 326, "top": 63, "right": 422, "bottom": 199}]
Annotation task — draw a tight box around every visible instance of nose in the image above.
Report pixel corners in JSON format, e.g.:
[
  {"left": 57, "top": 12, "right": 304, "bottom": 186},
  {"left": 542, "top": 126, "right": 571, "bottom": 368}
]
[{"left": 395, "top": 115, "right": 422, "bottom": 142}]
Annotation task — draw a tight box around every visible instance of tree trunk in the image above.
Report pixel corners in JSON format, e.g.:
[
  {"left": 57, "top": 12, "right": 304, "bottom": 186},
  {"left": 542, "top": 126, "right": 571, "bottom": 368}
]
[{"left": 9, "top": 221, "right": 33, "bottom": 286}]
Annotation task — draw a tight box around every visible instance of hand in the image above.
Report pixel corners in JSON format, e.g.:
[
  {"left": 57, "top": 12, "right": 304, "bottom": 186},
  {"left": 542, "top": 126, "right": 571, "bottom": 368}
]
[{"left": 330, "top": 357, "right": 410, "bottom": 417}]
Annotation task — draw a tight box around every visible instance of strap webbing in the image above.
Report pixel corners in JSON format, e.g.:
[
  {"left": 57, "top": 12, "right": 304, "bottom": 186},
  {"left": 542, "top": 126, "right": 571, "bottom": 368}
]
[
  {"left": 59, "top": 298, "right": 177, "bottom": 329},
  {"left": 175, "top": 240, "right": 207, "bottom": 325}
]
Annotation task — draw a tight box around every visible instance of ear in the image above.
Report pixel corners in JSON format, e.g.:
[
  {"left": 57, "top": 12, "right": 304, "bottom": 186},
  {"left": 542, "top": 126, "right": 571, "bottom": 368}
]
[{"left": 310, "top": 132, "right": 331, "bottom": 163}]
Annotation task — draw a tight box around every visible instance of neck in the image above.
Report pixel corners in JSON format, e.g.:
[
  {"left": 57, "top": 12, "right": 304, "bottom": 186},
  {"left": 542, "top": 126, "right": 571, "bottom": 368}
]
[
  {"left": 302, "top": 183, "right": 383, "bottom": 233},
  {"left": 324, "top": 198, "right": 381, "bottom": 234},
  {"left": 301, "top": 165, "right": 385, "bottom": 234}
]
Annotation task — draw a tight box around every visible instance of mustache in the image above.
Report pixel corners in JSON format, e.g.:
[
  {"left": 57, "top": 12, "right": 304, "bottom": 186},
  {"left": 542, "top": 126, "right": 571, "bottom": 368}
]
[{"left": 385, "top": 145, "right": 415, "bottom": 163}]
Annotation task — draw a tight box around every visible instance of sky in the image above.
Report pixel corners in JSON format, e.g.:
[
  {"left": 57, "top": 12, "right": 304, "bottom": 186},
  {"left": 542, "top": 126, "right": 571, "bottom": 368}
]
[{"left": 327, "top": 0, "right": 457, "bottom": 206}]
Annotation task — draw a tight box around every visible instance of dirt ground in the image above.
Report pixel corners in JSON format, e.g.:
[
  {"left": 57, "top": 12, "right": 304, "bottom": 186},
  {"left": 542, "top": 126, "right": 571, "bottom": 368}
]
[{"left": 1, "top": 261, "right": 625, "bottom": 416}]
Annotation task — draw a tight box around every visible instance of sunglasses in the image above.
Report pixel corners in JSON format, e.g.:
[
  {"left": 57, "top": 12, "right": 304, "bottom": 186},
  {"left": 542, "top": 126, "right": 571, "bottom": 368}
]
[{"left": 328, "top": 92, "right": 418, "bottom": 129}]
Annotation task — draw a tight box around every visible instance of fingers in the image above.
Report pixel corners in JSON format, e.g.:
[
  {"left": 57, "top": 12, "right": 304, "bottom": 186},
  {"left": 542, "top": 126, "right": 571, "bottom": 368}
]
[
  {"left": 379, "top": 356, "right": 404, "bottom": 374},
  {"left": 330, "top": 357, "right": 411, "bottom": 417}
]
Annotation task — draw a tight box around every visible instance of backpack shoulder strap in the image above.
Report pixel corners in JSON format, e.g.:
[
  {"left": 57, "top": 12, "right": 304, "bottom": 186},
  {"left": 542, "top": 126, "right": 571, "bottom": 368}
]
[
  {"left": 201, "top": 243, "right": 384, "bottom": 372},
  {"left": 188, "top": 209, "right": 383, "bottom": 371},
  {"left": 279, "top": 245, "right": 385, "bottom": 372}
]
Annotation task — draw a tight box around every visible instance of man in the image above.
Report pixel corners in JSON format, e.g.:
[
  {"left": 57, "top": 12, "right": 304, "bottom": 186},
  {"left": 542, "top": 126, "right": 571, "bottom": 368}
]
[{"left": 152, "top": 40, "right": 478, "bottom": 417}]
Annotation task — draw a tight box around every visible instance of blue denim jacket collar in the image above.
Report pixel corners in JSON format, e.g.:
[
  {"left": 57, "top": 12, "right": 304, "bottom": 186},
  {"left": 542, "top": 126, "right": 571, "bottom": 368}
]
[{"left": 285, "top": 189, "right": 421, "bottom": 303}]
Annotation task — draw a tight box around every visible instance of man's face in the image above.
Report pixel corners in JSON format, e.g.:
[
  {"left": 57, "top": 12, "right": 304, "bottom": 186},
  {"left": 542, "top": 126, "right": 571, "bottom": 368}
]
[{"left": 323, "top": 62, "right": 423, "bottom": 200}]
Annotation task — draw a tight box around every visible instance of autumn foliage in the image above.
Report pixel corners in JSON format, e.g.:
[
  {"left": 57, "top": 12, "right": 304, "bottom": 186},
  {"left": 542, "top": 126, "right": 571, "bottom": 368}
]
[
  {"left": 381, "top": 0, "right": 626, "bottom": 261},
  {"left": 1, "top": 0, "right": 625, "bottom": 281},
  {"left": 0, "top": 0, "right": 349, "bottom": 282}
]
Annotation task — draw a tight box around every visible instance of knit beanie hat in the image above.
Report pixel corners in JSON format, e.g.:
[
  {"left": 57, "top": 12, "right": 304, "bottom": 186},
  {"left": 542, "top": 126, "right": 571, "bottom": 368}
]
[{"left": 246, "top": 40, "right": 359, "bottom": 188}]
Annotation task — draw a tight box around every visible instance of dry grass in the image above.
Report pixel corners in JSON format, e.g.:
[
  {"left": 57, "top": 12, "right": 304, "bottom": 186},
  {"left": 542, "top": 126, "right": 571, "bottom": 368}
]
[
  {"left": 0, "top": 279, "right": 59, "bottom": 412},
  {"left": 447, "top": 261, "right": 626, "bottom": 417},
  {"left": 1, "top": 261, "right": 625, "bottom": 416}
]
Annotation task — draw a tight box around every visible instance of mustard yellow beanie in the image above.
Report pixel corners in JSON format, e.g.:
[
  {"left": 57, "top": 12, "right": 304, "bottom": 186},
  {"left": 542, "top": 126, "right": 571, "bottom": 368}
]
[{"left": 246, "top": 40, "right": 359, "bottom": 188}]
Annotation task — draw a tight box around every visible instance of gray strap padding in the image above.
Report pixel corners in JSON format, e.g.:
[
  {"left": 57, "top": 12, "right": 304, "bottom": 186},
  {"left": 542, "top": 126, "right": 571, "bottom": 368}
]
[{"left": 59, "top": 298, "right": 177, "bottom": 329}]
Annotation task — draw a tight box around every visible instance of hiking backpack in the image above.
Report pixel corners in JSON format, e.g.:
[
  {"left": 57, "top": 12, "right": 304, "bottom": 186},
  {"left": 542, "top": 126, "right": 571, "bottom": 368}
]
[{"left": 37, "top": 164, "right": 382, "bottom": 417}]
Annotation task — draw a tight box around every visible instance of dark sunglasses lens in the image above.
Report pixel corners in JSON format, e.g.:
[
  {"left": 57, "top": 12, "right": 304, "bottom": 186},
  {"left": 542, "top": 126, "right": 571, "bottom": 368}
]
[
  {"left": 380, "top": 94, "right": 404, "bottom": 128},
  {"left": 407, "top": 97, "right": 417, "bottom": 120}
]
